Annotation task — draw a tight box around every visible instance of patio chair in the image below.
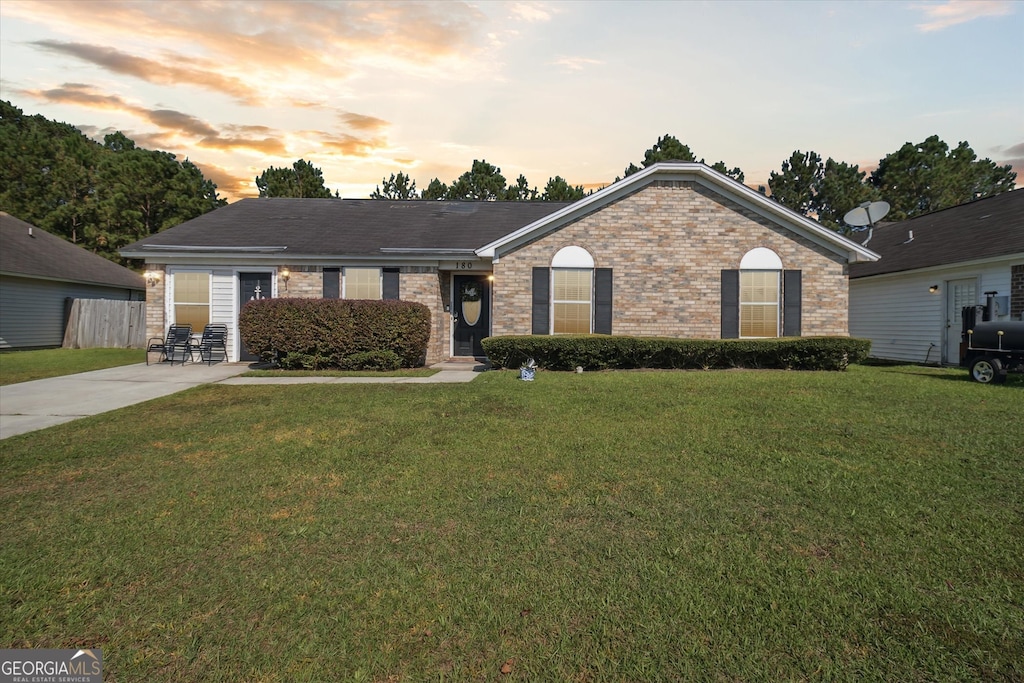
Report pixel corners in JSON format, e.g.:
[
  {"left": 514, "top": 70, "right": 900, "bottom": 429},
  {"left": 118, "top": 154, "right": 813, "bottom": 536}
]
[
  {"left": 146, "top": 324, "right": 192, "bottom": 365},
  {"left": 189, "top": 324, "right": 228, "bottom": 365}
]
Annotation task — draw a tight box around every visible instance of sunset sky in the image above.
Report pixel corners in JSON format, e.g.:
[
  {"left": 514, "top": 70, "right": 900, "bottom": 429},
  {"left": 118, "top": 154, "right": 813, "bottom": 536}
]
[{"left": 1, "top": 0, "right": 1021, "bottom": 202}]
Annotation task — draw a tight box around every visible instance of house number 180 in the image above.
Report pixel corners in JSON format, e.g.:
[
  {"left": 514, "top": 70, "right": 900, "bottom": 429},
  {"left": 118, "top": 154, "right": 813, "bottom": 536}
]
[{"left": 455, "top": 261, "right": 475, "bottom": 270}]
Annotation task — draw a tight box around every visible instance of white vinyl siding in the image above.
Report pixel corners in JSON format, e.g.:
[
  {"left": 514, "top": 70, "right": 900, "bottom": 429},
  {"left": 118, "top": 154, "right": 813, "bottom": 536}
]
[
  {"left": 211, "top": 270, "right": 236, "bottom": 360},
  {"left": 849, "top": 258, "right": 1016, "bottom": 364}
]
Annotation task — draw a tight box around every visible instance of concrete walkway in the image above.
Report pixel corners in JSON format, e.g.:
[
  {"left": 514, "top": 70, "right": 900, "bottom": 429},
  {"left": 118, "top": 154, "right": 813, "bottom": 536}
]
[{"left": 0, "top": 360, "right": 486, "bottom": 440}]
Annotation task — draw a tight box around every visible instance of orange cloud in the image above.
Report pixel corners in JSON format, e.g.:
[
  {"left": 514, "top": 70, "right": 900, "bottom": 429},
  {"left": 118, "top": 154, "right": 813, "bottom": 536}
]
[
  {"left": 126, "top": 131, "right": 179, "bottom": 150},
  {"left": 22, "top": 83, "right": 294, "bottom": 154},
  {"left": 197, "top": 136, "right": 287, "bottom": 155},
  {"left": 25, "top": 83, "right": 130, "bottom": 111},
  {"left": 995, "top": 142, "right": 1023, "bottom": 186},
  {"left": 146, "top": 109, "right": 219, "bottom": 138},
  {"left": 339, "top": 111, "right": 389, "bottom": 133},
  {"left": 314, "top": 131, "right": 387, "bottom": 158},
  {"left": 23, "top": 83, "right": 219, "bottom": 136},
  {"left": 23, "top": 82, "right": 398, "bottom": 161},
  {"left": 10, "top": 0, "right": 492, "bottom": 92},
  {"left": 30, "top": 40, "right": 263, "bottom": 105},
  {"left": 191, "top": 161, "right": 257, "bottom": 200}
]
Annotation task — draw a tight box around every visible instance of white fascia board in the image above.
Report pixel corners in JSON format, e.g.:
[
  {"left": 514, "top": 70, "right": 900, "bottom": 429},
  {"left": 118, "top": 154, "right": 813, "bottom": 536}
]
[{"left": 477, "top": 162, "right": 880, "bottom": 264}]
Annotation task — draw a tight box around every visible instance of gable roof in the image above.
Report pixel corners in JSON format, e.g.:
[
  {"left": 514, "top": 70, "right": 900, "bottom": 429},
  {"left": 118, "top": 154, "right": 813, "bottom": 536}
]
[
  {"left": 121, "top": 199, "right": 572, "bottom": 260},
  {"left": 1, "top": 212, "right": 144, "bottom": 290},
  {"left": 478, "top": 162, "right": 880, "bottom": 264},
  {"left": 849, "top": 189, "right": 1024, "bottom": 279}
]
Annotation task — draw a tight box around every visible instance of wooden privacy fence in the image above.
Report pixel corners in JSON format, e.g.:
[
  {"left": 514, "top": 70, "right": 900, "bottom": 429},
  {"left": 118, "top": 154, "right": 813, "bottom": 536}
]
[{"left": 62, "top": 298, "right": 147, "bottom": 349}]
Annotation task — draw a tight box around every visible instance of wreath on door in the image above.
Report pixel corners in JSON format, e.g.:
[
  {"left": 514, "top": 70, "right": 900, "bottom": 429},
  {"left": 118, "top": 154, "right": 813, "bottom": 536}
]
[{"left": 460, "top": 282, "right": 481, "bottom": 302}]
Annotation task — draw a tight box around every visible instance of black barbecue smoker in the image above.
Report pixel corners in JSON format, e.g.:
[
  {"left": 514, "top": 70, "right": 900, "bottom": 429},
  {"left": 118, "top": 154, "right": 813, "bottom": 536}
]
[{"left": 961, "top": 292, "right": 1024, "bottom": 384}]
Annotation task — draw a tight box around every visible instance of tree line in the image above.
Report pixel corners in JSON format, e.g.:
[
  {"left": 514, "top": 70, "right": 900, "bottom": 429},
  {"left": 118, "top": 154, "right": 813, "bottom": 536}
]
[
  {"left": 2, "top": 98, "right": 1016, "bottom": 268},
  {"left": 298, "top": 132, "right": 1016, "bottom": 233},
  {"left": 765, "top": 138, "right": 1015, "bottom": 231},
  {"left": 0, "top": 100, "right": 226, "bottom": 264}
]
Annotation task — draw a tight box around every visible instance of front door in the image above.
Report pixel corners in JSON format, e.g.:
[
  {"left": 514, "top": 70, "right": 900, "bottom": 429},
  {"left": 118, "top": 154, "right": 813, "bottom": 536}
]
[
  {"left": 239, "top": 272, "right": 272, "bottom": 362},
  {"left": 452, "top": 274, "right": 489, "bottom": 357},
  {"left": 945, "top": 278, "right": 977, "bottom": 364}
]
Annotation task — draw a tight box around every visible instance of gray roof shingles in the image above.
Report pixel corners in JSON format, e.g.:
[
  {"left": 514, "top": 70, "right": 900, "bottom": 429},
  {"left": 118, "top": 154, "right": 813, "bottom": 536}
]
[
  {"left": 1, "top": 212, "right": 144, "bottom": 290},
  {"left": 122, "top": 198, "right": 573, "bottom": 256},
  {"left": 849, "top": 189, "right": 1024, "bottom": 278}
]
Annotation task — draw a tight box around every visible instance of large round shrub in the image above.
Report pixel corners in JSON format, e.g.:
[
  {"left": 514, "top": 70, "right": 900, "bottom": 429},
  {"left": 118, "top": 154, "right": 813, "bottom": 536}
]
[{"left": 238, "top": 298, "right": 431, "bottom": 369}]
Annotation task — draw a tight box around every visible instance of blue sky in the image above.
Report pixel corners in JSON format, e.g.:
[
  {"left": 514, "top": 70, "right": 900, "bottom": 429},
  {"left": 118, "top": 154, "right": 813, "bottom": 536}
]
[{"left": 1, "top": 0, "right": 1021, "bottom": 200}]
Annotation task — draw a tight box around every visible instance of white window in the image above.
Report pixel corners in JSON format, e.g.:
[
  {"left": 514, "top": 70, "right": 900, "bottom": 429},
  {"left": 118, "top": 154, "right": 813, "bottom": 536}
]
[
  {"left": 172, "top": 271, "right": 210, "bottom": 330},
  {"left": 739, "top": 248, "right": 782, "bottom": 338},
  {"left": 552, "top": 246, "right": 594, "bottom": 334},
  {"left": 343, "top": 267, "right": 381, "bottom": 299}
]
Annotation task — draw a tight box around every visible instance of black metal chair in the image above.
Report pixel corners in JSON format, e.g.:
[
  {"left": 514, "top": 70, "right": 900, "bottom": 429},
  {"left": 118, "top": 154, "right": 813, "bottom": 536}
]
[
  {"left": 146, "top": 324, "right": 192, "bottom": 365},
  {"left": 189, "top": 324, "right": 228, "bottom": 365}
]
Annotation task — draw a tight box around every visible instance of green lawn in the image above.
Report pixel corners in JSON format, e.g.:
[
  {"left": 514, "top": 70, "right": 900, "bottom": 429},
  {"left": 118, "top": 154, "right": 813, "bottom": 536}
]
[
  {"left": 0, "top": 348, "right": 145, "bottom": 385},
  {"left": 1, "top": 366, "right": 1021, "bottom": 681}
]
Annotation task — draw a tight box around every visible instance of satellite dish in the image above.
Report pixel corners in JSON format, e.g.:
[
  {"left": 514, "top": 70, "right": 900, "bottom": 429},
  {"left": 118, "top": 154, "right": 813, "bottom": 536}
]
[
  {"left": 843, "top": 201, "right": 890, "bottom": 247},
  {"left": 843, "top": 201, "right": 890, "bottom": 229}
]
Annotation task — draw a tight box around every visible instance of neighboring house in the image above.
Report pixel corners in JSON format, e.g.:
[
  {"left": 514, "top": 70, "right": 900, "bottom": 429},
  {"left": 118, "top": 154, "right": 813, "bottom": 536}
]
[
  {"left": 120, "top": 163, "right": 879, "bottom": 364},
  {"left": 0, "top": 212, "right": 145, "bottom": 349},
  {"left": 849, "top": 189, "right": 1024, "bottom": 365}
]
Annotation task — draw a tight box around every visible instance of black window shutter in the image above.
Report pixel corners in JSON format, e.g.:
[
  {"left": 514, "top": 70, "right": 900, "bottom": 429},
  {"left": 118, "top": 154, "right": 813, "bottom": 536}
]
[
  {"left": 594, "top": 268, "right": 613, "bottom": 334},
  {"left": 721, "top": 270, "right": 739, "bottom": 339},
  {"left": 323, "top": 268, "right": 340, "bottom": 298},
  {"left": 783, "top": 270, "right": 802, "bottom": 337},
  {"left": 532, "top": 267, "right": 550, "bottom": 335},
  {"left": 383, "top": 268, "right": 400, "bottom": 300}
]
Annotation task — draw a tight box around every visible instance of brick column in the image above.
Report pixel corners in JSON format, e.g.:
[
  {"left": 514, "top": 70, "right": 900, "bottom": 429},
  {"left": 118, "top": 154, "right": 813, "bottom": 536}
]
[
  {"left": 1011, "top": 264, "right": 1024, "bottom": 320},
  {"left": 145, "top": 264, "right": 166, "bottom": 341}
]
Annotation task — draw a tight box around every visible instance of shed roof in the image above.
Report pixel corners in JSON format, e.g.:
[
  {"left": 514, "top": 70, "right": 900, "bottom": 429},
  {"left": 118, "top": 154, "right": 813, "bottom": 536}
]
[
  {"left": 849, "top": 189, "right": 1024, "bottom": 278},
  {"left": 0, "top": 212, "right": 144, "bottom": 290}
]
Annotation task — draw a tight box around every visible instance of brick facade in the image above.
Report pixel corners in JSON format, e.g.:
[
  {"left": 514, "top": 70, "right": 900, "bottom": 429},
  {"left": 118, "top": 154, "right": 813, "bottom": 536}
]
[
  {"left": 493, "top": 181, "right": 850, "bottom": 338},
  {"left": 397, "top": 269, "right": 448, "bottom": 364},
  {"left": 1012, "top": 264, "right": 1024, "bottom": 320},
  {"left": 142, "top": 180, "right": 856, "bottom": 364},
  {"left": 280, "top": 268, "right": 322, "bottom": 298}
]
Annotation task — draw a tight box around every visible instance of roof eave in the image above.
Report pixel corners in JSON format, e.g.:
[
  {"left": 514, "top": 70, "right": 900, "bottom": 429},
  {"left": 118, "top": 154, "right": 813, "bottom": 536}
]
[{"left": 0, "top": 269, "right": 144, "bottom": 290}]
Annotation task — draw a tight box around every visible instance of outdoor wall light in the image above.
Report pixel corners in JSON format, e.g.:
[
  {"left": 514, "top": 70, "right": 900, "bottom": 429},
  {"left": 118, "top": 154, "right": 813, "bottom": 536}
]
[
  {"left": 145, "top": 270, "right": 162, "bottom": 287},
  {"left": 279, "top": 268, "right": 291, "bottom": 292},
  {"left": 929, "top": 285, "right": 939, "bottom": 293}
]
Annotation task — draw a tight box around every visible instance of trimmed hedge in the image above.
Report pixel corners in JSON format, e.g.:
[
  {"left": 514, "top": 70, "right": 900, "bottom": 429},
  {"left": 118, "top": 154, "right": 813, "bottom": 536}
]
[
  {"left": 481, "top": 335, "right": 871, "bottom": 372},
  {"left": 238, "top": 298, "right": 431, "bottom": 369}
]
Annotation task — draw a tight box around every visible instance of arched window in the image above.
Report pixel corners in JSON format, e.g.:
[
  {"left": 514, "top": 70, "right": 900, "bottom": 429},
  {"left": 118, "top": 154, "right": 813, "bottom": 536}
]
[
  {"left": 739, "top": 248, "right": 782, "bottom": 338},
  {"left": 551, "top": 246, "right": 594, "bottom": 334}
]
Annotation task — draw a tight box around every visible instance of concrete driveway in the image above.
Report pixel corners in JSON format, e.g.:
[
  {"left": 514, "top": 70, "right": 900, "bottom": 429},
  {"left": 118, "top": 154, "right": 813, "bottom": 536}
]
[
  {"left": 1, "top": 360, "right": 487, "bottom": 440},
  {"left": 1, "top": 362, "right": 249, "bottom": 440}
]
